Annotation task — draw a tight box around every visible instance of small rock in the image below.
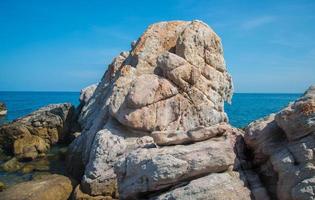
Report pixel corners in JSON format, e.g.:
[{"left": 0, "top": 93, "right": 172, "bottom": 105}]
[
  {"left": 0, "top": 157, "right": 23, "bottom": 172},
  {"left": 0, "top": 102, "right": 7, "bottom": 116},
  {"left": 20, "top": 164, "right": 35, "bottom": 174},
  {"left": 32, "top": 158, "right": 50, "bottom": 171},
  {"left": 79, "top": 84, "right": 98, "bottom": 105},
  {"left": 0, "top": 181, "right": 5, "bottom": 191},
  {"left": 73, "top": 184, "right": 114, "bottom": 200},
  {"left": 32, "top": 171, "right": 52, "bottom": 180}
]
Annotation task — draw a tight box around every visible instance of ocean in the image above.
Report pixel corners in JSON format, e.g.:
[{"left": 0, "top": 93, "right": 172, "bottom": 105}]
[{"left": 0, "top": 91, "right": 301, "bottom": 128}]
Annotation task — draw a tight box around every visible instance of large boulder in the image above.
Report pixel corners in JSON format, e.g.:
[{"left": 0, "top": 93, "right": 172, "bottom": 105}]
[
  {"left": 0, "top": 103, "right": 76, "bottom": 160},
  {"left": 0, "top": 174, "right": 74, "bottom": 200},
  {"left": 275, "top": 85, "right": 315, "bottom": 140},
  {"left": 114, "top": 129, "right": 239, "bottom": 199},
  {"left": 244, "top": 85, "right": 315, "bottom": 200},
  {"left": 150, "top": 172, "right": 251, "bottom": 200},
  {"left": 67, "top": 20, "right": 254, "bottom": 199}
]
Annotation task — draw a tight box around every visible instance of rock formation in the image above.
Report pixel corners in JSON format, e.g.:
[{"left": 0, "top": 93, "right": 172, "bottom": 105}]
[
  {"left": 0, "top": 102, "right": 7, "bottom": 116},
  {"left": 79, "top": 84, "right": 98, "bottom": 106},
  {"left": 0, "top": 103, "right": 76, "bottom": 160},
  {"left": 0, "top": 174, "right": 74, "bottom": 200},
  {"left": 244, "top": 85, "right": 315, "bottom": 200},
  {"left": 67, "top": 20, "right": 254, "bottom": 199}
]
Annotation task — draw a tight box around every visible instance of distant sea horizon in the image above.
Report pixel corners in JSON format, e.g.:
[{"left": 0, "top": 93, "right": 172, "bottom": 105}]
[{"left": 0, "top": 91, "right": 301, "bottom": 128}]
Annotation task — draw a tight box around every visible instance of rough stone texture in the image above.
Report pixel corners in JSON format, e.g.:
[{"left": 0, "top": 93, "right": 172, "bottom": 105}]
[
  {"left": 66, "top": 20, "right": 251, "bottom": 199},
  {"left": 244, "top": 85, "right": 315, "bottom": 200},
  {"left": 0, "top": 174, "right": 74, "bottom": 200},
  {"left": 73, "top": 185, "right": 115, "bottom": 200},
  {"left": 0, "top": 157, "right": 23, "bottom": 172},
  {"left": 0, "top": 103, "right": 75, "bottom": 160},
  {"left": 150, "top": 172, "right": 251, "bottom": 200},
  {"left": 0, "top": 102, "right": 7, "bottom": 116},
  {"left": 152, "top": 122, "right": 237, "bottom": 145},
  {"left": 13, "top": 134, "right": 49, "bottom": 160},
  {"left": 275, "top": 85, "right": 315, "bottom": 141},
  {"left": 115, "top": 133, "right": 237, "bottom": 199},
  {"left": 80, "top": 84, "right": 98, "bottom": 105}
]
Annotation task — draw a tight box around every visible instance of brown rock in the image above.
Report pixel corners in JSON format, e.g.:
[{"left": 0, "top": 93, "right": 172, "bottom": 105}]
[
  {"left": 0, "top": 103, "right": 76, "bottom": 160},
  {"left": 14, "top": 134, "right": 49, "bottom": 160},
  {"left": 0, "top": 174, "right": 74, "bottom": 200},
  {"left": 0, "top": 157, "right": 23, "bottom": 172},
  {"left": 73, "top": 185, "right": 115, "bottom": 200}
]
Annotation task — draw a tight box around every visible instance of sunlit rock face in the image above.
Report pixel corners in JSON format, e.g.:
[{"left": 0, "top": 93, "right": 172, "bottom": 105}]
[
  {"left": 67, "top": 20, "right": 254, "bottom": 199},
  {"left": 245, "top": 85, "right": 315, "bottom": 200}
]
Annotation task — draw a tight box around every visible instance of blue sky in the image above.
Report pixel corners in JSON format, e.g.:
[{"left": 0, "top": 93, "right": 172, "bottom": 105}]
[{"left": 0, "top": 0, "right": 314, "bottom": 93}]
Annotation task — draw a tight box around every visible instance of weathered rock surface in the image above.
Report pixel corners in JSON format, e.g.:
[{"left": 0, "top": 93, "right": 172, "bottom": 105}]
[
  {"left": 80, "top": 84, "right": 98, "bottom": 105},
  {"left": 275, "top": 85, "right": 315, "bottom": 141},
  {"left": 244, "top": 85, "right": 315, "bottom": 200},
  {"left": 152, "top": 122, "right": 237, "bottom": 145},
  {"left": 66, "top": 20, "right": 254, "bottom": 200},
  {"left": 0, "top": 102, "right": 7, "bottom": 116},
  {"left": 0, "top": 174, "right": 74, "bottom": 200},
  {"left": 115, "top": 132, "right": 238, "bottom": 199},
  {"left": 73, "top": 185, "right": 115, "bottom": 200},
  {"left": 150, "top": 172, "right": 251, "bottom": 200},
  {"left": 0, "top": 103, "right": 76, "bottom": 160}
]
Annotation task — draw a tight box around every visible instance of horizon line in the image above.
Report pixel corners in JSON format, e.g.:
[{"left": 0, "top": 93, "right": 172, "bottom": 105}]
[{"left": 0, "top": 90, "right": 303, "bottom": 94}]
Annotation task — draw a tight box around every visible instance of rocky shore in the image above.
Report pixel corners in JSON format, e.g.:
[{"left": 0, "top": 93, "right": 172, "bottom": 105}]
[{"left": 0, "top": 20, "right": 314, "bottom": 200}]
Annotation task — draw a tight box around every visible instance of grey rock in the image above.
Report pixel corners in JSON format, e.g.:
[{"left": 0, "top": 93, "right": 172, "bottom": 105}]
[
  {"left": 150, "top": 172, "right": 251, "bottom": 200},
  {"left": 244, "top": 85, "right": 315, "bottom": 200},
  {"left": 80, "top": 84, "right": 98, "bottom": 105},
  {"left": 114, "top": 134, "right": 238, "bottom": 199},
  {"left": 275, "top": 85, "right": 315, "bottom": 141},
  {"left": 67, "top": 20, "right": 245, "bottom": 199}
]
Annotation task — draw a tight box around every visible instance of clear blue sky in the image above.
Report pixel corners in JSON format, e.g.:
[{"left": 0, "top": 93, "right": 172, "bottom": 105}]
[{"left": 0, "top": 0, "right": 314, "bottom": 93}]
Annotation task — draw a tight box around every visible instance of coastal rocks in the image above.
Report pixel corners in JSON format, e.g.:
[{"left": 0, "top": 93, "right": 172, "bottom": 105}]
[
  {"left": 66, "top": 20, "right": 253, "bottom": 199},
  {"left": 150, "top": 172, "right": 251, "bottom": 200},
  {"left": 0, "top": 103, "right": 76, "bottom": 160},
  {"left": 14, "top": 134, "right": 48, "bottom": 160},
  {"left": 114, "top": 132, "right": 239, "bottom": 199},
  {"left": 275, "top": 85, "right": 315, "bottom": 140},
  {"left": 152, "top": 122, "right": 236, "bottom": 145},
  {"left": 0, "top": 157, "right": 23, "bottom": 172},
  {"left": 0, "top": 102, "right": 7, "bottom": 116},
  {"left": 244, "top": 85, "right": 315, "bottom": 200},
  {"left": 73, "top": 185, "right": 115, "bottom": 200},
  {"left": 80, "top": 84, "right": 98, "bottom": 105},
  {"left": 0, "top": 174, "right": 74, "bottom": 200}
]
